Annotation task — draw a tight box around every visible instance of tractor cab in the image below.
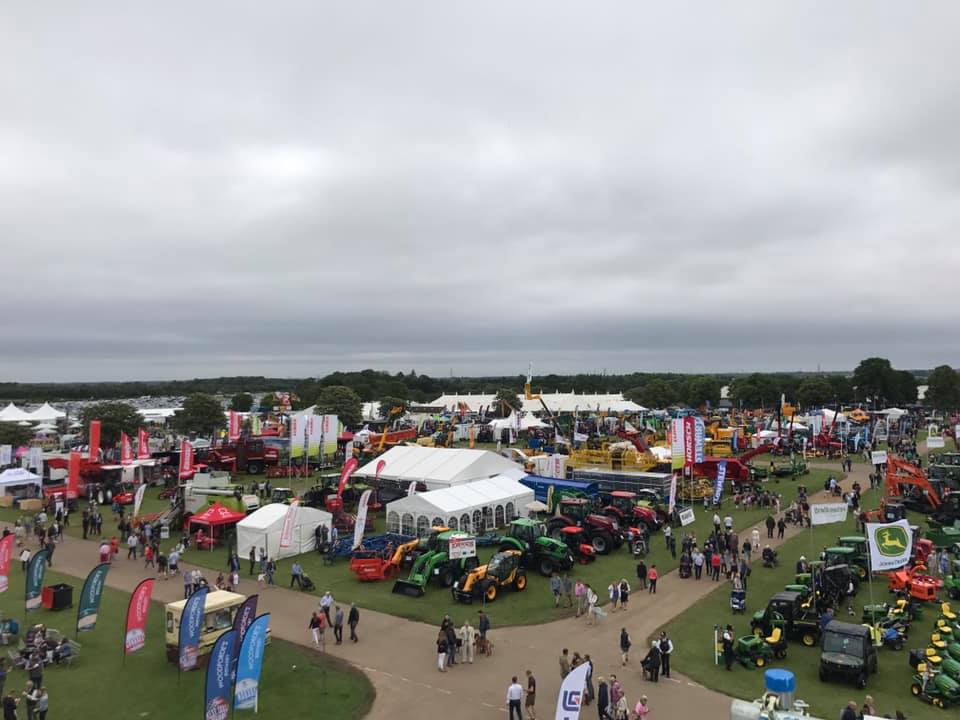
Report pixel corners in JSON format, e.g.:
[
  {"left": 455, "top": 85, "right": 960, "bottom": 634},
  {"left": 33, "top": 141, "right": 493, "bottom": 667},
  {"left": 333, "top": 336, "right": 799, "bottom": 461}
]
[
  {"left": 751, "top": 591, "right": 821, "bottom": 646},
  {"left": 559, "top": 526, "right": 596, "bottom": 563},
  {"left": 270, "top": 487, "right": 295, "bottom": 504},
  {"left": 824, "top": 547, "right": 867, "bottom": 580},
  {"left": 485, "top": 550, "right": 522, "bottom": 585},
  {"left": 500, "top": 519, "right": 573, "bottom": 575},
  {"left": 506, "top": 518, "right": 549, "bottom": 547},
  {"left": 837, "top": 536, "right": 867, "bottom": 557}
]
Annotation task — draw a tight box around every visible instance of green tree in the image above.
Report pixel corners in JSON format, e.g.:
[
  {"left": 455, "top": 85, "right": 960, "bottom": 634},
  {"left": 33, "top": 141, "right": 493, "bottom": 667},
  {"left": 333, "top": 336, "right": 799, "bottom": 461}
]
[
  {"left": 797, "top": 376, "right": 833, "bottom": 408},
  {"left": 685, "top": 376, "right": 721, "bottom": 409},
  {"left": 492, "top": 388, "right": 521, "bottom": 417},
  {"left": 172, "top": 393, "right": 226, "bottom": 436},
  {"left": 316, "top": 386, "right": 362, "bottom": 428},
  {"left": 925, "top": 365, "right": 960, "bottom": 411},
  {"left": 229, "top": 392, "right": 254, "bottom": 412},
  {"left": 891, "top": 370, "right": 918, "bottom": 405},
  {"left": 730, "top": 374, "right": 779, "bottom": 409},
  {"left": 377, "top": 396, "right": 408, "bottom": 419},
  {"left": 852, "top": 357, "right": 895, "bottom": 405},
  {"left": 0, "top": 423, "right": 34, "bottom": 448},
  {"left": 78, "top": 401, "right": 141, "bottom": 447},
  {"left": 827, "top": 375, "right": 855, "bottom": 404}
]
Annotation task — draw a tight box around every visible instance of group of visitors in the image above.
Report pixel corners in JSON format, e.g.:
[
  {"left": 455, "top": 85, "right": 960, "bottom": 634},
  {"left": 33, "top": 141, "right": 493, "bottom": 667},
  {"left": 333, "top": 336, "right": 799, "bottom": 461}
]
[{"left": 436, "top": 613, "right": 486, "bottom": 671}]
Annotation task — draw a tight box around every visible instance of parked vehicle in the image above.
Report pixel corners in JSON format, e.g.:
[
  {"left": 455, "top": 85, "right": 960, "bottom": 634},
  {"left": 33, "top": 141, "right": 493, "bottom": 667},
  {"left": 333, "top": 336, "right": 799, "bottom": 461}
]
[
  {"left": 206, "top": 439, "right": 280, "bottom": 475},
  {"left": 546, "top": 498, "right": 623, "bottom": 555},
  {"left": 497, "top": 519, "right": 574, "bottom": 576},
  {"left": 452, "top": 550, "right": 526, "bottom": 603},
  {"left": 751, "top": 591, "right": 822, "bottom": 647},
  {"left": 818, "top": 620, "right": 878, "bottom": 689},
  {"left": 392, "top": 530, "right": 479, "bottom": 597}
]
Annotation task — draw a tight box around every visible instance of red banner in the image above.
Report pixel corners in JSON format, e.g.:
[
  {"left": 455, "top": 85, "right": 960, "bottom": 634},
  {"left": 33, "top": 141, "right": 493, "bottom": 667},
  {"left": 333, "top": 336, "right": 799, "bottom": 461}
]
[
  {"left": 337, "top": 457, "right": 359, "bottom": 498},
  {"left": 228, "top": 411, "right": 241, "bottom": 442},
  {"left": 88, "top": 420, "right": 101, "bottom": 462},
  {"left": 683, "top": 416, "right": 695, "bottom": 467},
  {"left": 68, "top": 451, "right": 81, "bottom": 499},
  {"left": 178, "top": 440, "right": 194, "bottom": 479},
  {"left": 124, "top": 578, "right": 154, "bottom": 654},
  {"left": 0, "top": 533, "right": 14, "bottom": 593},
  {"left": 137, "top": 428, "right": 151, "bottom": 460},
  {"left": 279, "top": 498, "right": 299, "bottom": 549},
  {"left": 374, "top": 459, "right": 386, "bottom": 482},
  {"left": 120, "top": 433, "right": 133, "bottom": 466}
]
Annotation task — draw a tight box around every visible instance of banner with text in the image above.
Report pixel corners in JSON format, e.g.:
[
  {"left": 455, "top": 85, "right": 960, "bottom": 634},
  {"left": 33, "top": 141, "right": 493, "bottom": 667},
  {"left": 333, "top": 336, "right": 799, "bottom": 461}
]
[
  {"left": 179, "top": 440, "right": 195, "bottom": 479},
  {"left": 448, "top": 536, "right": 477, "bottom": 560},
  {"left": 0, "top": 445, "right": 11, "bottom": 466},
  {"left": 352, "top": 490, "right": 372, "bottom": 550},
  {"left": 137, "top": 428, "right": 151, "bottom": 459},
  {"left": 228, "top": 411, "right": 241, "bottom": 442},
  {"left": 671, "top": 419, "right": 685, "bottom": 470},
  {"left": 0, "top": 534, "right": 14, "bottom": 593},
  {"left": 279, "top": 499, "right": 299, "bottom": 549},
  {"left": 231, "top": 595, "right": 259, "bottom": 681},
  {"left": 234, "top": 613, "right": 270, "bottom": 711},
  {"left": 76, "top": 562, "right": 110, "bottom": 632},
  {"left": 810, "top": 503, "right": 848, "bottom": 526},
  {"left": 554, "top": 660, "right": 589, "bottom": 720},
  {"left": 204, "top": 628, "right": 236, "bottom": 720},
  {"left": 866, "top": 520, "right": 913, "bottom": 572},
  {"left": 124, "top": 578, "right": 154, "bottom": 654},
  {"left": 25, "top": 549, "right": 50, "bottom": 611},
  {"left": 88, "top": 420, "right": 101, "bottom": 462},
  {"left": 289, "top": 413, "right": 307, "bottom": 459},
  {"left": 179, "top": 587, "right": 210, "bottom": 671},
  {"left": 714, "top": 461, "right": 726, "bottom": 504},
  {"left": 120, "top": 433, "right": 133, "bottom": 466}
]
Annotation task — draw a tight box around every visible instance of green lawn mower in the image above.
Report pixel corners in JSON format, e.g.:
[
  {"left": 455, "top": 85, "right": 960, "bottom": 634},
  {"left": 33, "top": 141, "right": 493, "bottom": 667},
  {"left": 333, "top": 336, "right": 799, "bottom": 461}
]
[
  {"left": 733, "top": 632, "right": 785, "bottom": 668},
  {"left": 911, "top": 665, "right": 960, "bottom": 708}
]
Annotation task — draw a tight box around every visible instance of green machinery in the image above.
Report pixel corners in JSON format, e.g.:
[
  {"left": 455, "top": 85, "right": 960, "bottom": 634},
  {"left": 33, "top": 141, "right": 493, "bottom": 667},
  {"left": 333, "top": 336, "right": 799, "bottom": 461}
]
[
  {"left": 391, "top": 530, "right": 479, "bottom": 597},
  {"left": 497, "top": 519, "right": 574, "bottom": 577},
  {"left": 751, "top": 591, "right": 822, "bottom": 647},
  {"left": 825, "top": 546, "right": 868, "bottom": 580}
]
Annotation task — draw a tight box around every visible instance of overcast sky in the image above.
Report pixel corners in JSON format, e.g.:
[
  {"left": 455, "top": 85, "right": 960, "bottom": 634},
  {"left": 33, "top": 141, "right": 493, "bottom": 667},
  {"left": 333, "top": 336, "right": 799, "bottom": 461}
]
[{"left": 2, "top": 3, "right": 958, "bottom": 382}]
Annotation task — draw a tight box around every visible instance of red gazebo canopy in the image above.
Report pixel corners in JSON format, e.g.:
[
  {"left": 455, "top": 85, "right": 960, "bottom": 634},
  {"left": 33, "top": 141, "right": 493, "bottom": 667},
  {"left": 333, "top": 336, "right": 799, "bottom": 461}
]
[{"left": 190, "top": 502, "right": 246, "bottom": 527}]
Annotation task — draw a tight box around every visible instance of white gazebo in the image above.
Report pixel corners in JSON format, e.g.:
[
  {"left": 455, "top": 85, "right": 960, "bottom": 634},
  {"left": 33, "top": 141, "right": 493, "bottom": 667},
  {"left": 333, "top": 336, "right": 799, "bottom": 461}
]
[
  {"left": 0, "top": 468, "right": 42, "bottom": 496},
  {"left": 26, "top": 403, "right": 66, "bottom": 422},
  {"left": 236, "top": 503, "right": 332, "bottom": 560},
  {"left": 353, "top": 446, "right": 522, "bottom": 491},
  {"left": 0, "top": 404, "right": 33, "bottom": 423}
]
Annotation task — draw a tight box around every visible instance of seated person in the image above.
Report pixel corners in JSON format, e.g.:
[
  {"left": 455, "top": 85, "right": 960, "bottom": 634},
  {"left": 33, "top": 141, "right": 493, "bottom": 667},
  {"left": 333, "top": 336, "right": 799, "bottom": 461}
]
[
  {"left": 0, "top": 618, "right": 19, "bottom": 646},
  {"left": 53, "top": 638, "right": 71, "bottom": 664}
]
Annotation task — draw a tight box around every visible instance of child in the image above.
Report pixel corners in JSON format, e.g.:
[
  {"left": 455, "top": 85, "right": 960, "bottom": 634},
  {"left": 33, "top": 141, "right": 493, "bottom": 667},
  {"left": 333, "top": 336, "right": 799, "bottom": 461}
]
[{"left": 634, "top": 695, "right": 649, "bottom": 719}]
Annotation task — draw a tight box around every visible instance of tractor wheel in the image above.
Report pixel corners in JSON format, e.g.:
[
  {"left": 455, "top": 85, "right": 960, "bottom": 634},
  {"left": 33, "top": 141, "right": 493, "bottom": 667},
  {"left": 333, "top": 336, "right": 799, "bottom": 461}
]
[
  {"left": 247, "top": 462, "right": 263, "bottom": 475},
  {"left": 856, "top": 565, "right": 867, "bottom": 580},
  {"left": 819, "top": 667, "right": 828, "bottom": 682},
  {"left": 910, "top": 683, "right": 922, "bottom": 696},
  {"left": 774, "top": 647, "right": 787, "bottom": 660},
  {"left": 933, "top": 698, "right": 943, "bottom": 708},
  {"left": 440, "top": 568, "right": 455, "bottom": 587},
  {"left": 514, "top": 572, "right": 527, "bottom": 592},
  {"left": 484, "top": 581, "right": 498, "bottom": 603},
  {"left": 755, "top": 656, "right": 766, "bottom": 668},
  {"left": 801, "top": 633, "right": 817, "bottom": 647},
  {"left": 538, "top": 559, "right": 554, "bottom": 577},
  {"left": 856, "top": 672, "right": 867, "bottom": 690},
  {"left": 96, "top": 488, "right": 106, "bottom": 505},
  {"left": 591, "top": 532, "right": 612, "bottom": 555},
  {"left": 105, "top": 487, "right": 113, "bottom": 502}
]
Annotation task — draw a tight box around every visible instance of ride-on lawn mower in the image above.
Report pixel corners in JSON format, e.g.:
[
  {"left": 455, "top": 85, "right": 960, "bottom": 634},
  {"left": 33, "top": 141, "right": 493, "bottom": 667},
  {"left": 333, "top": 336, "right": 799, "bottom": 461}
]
[
  {"left": 732, "top": 627, "right": 786, "bottom": 668},
  {"left": 910, "top": 662, "right": 960, "bottom": 708},
  {"left": 452, "top": 550, "right": 526, "bottom": 604}
]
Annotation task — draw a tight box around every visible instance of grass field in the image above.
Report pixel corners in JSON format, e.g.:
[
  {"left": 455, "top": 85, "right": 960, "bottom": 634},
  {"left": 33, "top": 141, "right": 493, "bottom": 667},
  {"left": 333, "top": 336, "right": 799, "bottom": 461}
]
[
  {"left": 0, "top": 565, "right": 374, "bottom": 719},
  {"left": 15, "top": 466, "right": 843, "bottom": 628},
  {"left": 657, "top": 484, "right": 951, "bottom": 720}
]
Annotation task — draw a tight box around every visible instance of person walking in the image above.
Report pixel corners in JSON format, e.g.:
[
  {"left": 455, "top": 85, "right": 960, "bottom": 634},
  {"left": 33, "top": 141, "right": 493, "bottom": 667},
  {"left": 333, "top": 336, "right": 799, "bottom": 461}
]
[
  {"left": 348, "top": 603, "right": 359, "bottom": 642},
  {"left": 550, "top": 573, "right": 562, "bottom": 608},
  {"left": 776, "top": 516, "right": 786, "bottom": 539},
  {"left": 609, "top": 675, "right": 622, "bottom": 710},
  {"left": 266, "top": 558, "right": 276, "bottom": 586},
  {"left": 722, "top": 625, "right": 735, "bottom": 670},
  {"left": 248, "top": 546, "right": 256, "bottom": 575},
  {"left": 289, "top": 561, "right": 303, "bottom": 589},
  {"left": 575, "top": 580, "right": 586, "bottom": 617},
  {"left": 559, "top": 648, "right": 571, "bottom": 678},
  {"left": 711, "top": 552, "right": 721, "bottom": 581},
  {"left": 618, "top": 578, "right": 630, "bottom": 611},
  {"left": 642, "top": 642, "right": 660, "bottom": 682},
  {"left": 658, "top": 632, "right": 673, "bottom": 678},
  {"left": 634, "top": 695, "right": 649, "bottom": 720},
  {"left": 333, "top": 605, "right": 344, "bottom": 645},
  {"left": 309, "top": 612, "right": 323, "bottom": 650},
  {"left": 692, "top": 548, "right": 704, "bottom": 580},
  {"left": 524, "top": 669, "right": 537, "bottom": 720},
  {"left": 126, "top": 533, "right": 137, "bottom": 560},
  {"left": 444, "top": 617, "right": 457, "bottom": 667},
  {"left": 34, "top": 687, "right": 47, "bottom": 720},
  {"left": 562, "top": 574, "right": 574, "bottom": 608},
  {"left": 436, "top": 631, "right": 448, "bottom": 672},
  {"left": 619, "top": 628, "right": 631, "bottom": 666},
  {"left": 635, "top": 560, "right": 647, "bottom": 590},
  {"left": 586, "top": 585, "right": 599, "bottom": 624},
  {"left": 478, "top": 610, "right": 490, "bottom": 651},
  {"left": 607, "top": 581, "right": 619, "bottom": 612},
  {"left": 506, "top": 676, "right": 524, "bottom": 720},
  {"left": 647, "top": 566, "right": 658, "bottom": 594}
]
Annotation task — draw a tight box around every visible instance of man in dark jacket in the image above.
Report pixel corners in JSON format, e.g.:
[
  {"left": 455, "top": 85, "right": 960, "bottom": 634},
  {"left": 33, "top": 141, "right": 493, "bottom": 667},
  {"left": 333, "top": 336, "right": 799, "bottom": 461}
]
[
  {"left": 596, "top": 677, "right": 609, "bottom": 720},
  {"left": 642, "top": 643, "right": 660, "bottom": 682},
  {"left": 348, "top": 603, "right": 360, "bottom": 642},
  {"left": 635, "top": 560, "right": 647, "bottom": 590}
]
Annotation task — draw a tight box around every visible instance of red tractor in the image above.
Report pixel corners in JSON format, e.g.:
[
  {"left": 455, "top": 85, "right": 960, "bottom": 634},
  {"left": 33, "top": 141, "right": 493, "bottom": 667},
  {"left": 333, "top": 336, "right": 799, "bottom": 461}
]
[
  {"left": 206, "top": 439, "right": 279, "bottom": 475},
  {"left": 599, "top": 491, "right": 663, "bottom": 533},
  {"left": 547, "top": 498, "right": 624, "bottom": 555}
]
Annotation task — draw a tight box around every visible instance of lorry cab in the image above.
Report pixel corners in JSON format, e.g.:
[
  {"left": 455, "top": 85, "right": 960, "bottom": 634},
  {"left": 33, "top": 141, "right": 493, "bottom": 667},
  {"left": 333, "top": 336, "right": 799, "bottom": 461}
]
[{"left": 164, "top": 590, "right": 250, "bottom": 663}]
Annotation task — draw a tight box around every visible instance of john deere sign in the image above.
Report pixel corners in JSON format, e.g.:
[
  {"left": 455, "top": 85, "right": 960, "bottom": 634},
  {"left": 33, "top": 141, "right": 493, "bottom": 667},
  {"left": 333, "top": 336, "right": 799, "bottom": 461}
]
[{"left": 865, "top": 520, "right": 912, "bottom": 572}]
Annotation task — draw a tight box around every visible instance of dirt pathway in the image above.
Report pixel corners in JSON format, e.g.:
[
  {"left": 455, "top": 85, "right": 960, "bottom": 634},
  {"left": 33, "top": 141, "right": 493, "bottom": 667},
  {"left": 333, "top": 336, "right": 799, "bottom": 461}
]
[{"left": 39, "top": 459, "right": 865, "bottom": 719}]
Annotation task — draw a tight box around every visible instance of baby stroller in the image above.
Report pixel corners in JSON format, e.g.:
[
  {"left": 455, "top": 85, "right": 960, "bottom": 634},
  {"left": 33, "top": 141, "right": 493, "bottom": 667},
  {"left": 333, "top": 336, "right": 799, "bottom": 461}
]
[
  {"left": 300, "top": 572, "right": 317, "bottom": 592},
  {"left": 762, "top": 547, "right": 779, "bottom": 568},
  {"left": 679, "top": 552, "right": 692, "bottom": 579},
  {"left": 731, "top": 588, "right": 746, "bottom": 614}
]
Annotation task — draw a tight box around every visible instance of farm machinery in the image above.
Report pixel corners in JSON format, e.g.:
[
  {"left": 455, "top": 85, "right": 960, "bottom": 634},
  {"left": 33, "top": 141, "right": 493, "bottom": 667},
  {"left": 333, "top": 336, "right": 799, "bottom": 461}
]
[
  {"left": 751, "top": 591, "right": 823, "bottom": 647},
  {"left": 546, "top": 498, "right": 624, "bottom": 555},
  {"left": 206, "top": 438, "right": 280, "bottom": 475},
  {"left": 496, "top": 519, "right": 575, "bottom": 576},
  {"left": 599, "top": 490, "right": 664, "bottom": 534},
  {"left": 733, "top": 628, "right": 787, "bottom": 668},
  {"left": 391, "top": 530, "right": 480, "bottom": 597},
  {"left": 452, "top": 550, "right": 526, "bottom": 603},
  {"left": 349, "top": 533, "right": 419, "bottom": 581}
]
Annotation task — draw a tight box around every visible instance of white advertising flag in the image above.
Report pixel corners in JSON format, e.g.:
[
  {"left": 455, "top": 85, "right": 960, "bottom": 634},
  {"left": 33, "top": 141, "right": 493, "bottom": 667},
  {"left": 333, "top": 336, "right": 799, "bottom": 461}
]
[
  {"left": 289, "top": 413, "right": 307, "bottom": 459},
  {"left": 667, "top": 473, "right": 678, "bottom": 516},
  {"left": 865, "top": 520, "right": 913, "bottom": 572},
  {"left": 132, "top": 483, "right": 147, "bottom": 518},
  {"left": 870, "top": 451, "right": 888, "bottom": 466},
  {"left": 554, "top": 661, "right": 589, "bottom": 720},
  {"left": 352, "top": 490, "right": 372, "bottom": 550},
  {"left": 28, "top": 446, "right": 43, "bottom": 472},
  {"left": 279, "top": 498, "right": 299, "bottom": 549},
  {"left": 810, "top": 503, "right": 848, "bottom": 526},
  {"left": 0, "top": 445, "right": 11, "bottom": 466}
]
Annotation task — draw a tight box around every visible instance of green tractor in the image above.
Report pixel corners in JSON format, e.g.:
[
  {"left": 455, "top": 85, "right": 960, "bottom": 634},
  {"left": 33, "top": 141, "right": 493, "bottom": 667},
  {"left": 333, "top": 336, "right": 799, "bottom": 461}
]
[
  {"left": 391, "top": 530, "right": 480, "bottom": 597},
  {"left": 751, "top": 591, "right": 822, "bottom": 647},
  {"left": 497, "top": 519, "right": 574, "bottom": 577},
  {"left": 825, "top": 546, "right": 869, "bottom": 581},
  {"left": 911, "top": 665, "right": 960, "bottom": 708}
]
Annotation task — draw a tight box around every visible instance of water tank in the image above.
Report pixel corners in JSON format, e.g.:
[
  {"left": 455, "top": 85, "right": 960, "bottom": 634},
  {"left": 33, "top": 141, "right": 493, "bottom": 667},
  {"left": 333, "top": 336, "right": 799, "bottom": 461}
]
[
  {"left": 730, "top": 699, "right": 762, "bottom": 720},
  {"left": 764, "top": 669, "right": 795, "bottom": 712}
]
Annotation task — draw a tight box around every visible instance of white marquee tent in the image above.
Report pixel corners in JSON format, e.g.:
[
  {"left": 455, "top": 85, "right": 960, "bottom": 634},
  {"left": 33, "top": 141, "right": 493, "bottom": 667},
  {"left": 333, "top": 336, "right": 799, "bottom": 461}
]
[
  {"left": 236, "top": 503, "right": 333, "bottom": 561},
  {"left": 26, "top": 403, "right": 66, "bottom": 422},
  {"left": 385, "top": 475, "right": 534, "bottom": 536},
  {"left": 0, "top": 468, "right": 42, "bottom": 495},
  {"left": 0, "top": 404, "right": 33, "bottom": 423},
  {"left": 354, "top": 446, "right": 521, "bottom": 491},
  {"left": 432, "top": 392, "right": 647, "bottom": 414}
]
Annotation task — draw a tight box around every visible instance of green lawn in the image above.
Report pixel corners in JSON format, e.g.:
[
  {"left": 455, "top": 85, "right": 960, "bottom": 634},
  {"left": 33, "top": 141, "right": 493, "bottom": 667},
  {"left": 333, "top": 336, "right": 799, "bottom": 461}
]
[
  {"left": 0, "top": 566, "right": 373, "bottom": 719},
  {"left": 32, "top": 467, "right": 843, "bottom": 628},
  {"left": 657, "top": 484, "right": 950, "bottom": 720}
]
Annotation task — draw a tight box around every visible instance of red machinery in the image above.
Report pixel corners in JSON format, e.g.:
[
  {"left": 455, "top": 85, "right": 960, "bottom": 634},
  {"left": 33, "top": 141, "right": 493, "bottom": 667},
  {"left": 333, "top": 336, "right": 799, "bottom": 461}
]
[
  {"left": 692, "top": 457, "right": 754, "bottom": 484},
  {"left": 887, "top": 564, "right": 943, "bottom": 602},
  {"left": 205, "top": 439, "right": 279, "bottom": 475},
  {"left": 615, "top": 429, "right": 651, "bottom": 453},
  {"left": 885, "top": 455, "right": 943, "bottom": 510}
]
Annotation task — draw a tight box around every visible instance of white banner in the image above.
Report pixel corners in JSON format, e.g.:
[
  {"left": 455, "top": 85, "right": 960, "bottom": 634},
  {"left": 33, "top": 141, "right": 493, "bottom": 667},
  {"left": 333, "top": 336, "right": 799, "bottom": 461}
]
[
  {"left": 133, "top": 483, "right": 147, "bottom": 518},
  {"left": 28, "top": 446, "right": 43, "bottom": 472},
  {"left": 810, "top": 503, "right": 848, "bottom": 526},
  {"left": 407, "top": 482, "right": 417, "bottom": 497},
  {"left": 554, "top": 661, "right": 589, "bottom": 720},
  {"left": 866, "top": 519, "right": 913, "bottom": 572},
  {"left": 279, "top": 498, "right": 299, "bottom": 549},
  {"left": 870, "top": 450, "right": 888, "bottom": 465},
  {"left": 352, "top": 490, "right": 372, "bottom": 550},
  {"left": 671, "top": 418, "right": 685, "bottom": 471},
  {"left": 927, "top": 436, "right": 945, "bottom": 449},
  {"left": 679, "top": 508, "right": 696, "bottom": 526},
  {"left": 289, "top": 413, "right": 307, "bottom": 459},
  {"left": 0, "top": 445, "right": 11, "bottom": 466},
  {"left": 667, "top": 473, "right": 678, "bottom": 516},
  {"left": 448, "top": 536, "right": 477, "bottom": 560}
]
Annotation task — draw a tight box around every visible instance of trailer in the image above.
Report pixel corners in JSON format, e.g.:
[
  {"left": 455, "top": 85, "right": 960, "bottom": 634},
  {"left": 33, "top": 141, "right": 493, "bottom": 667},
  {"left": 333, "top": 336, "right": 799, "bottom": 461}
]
[
  {"left": 519, "top": 475, "right": 599, "bottom": 504},
  {"left": 568, "top": 468, "right": 673, "bottom": 497}
]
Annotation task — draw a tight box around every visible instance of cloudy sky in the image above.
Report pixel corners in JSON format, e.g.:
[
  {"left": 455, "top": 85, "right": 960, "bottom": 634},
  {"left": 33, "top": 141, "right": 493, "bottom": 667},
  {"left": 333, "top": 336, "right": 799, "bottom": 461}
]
[{"left": 3, "top": 3, "right": 958, "bottom": 381}]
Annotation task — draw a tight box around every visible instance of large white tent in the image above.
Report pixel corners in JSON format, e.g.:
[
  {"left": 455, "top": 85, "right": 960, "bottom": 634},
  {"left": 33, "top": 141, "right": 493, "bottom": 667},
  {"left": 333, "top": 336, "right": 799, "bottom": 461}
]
[
  {"left": 432, "top": 392, "right": 647, "bottom": 414},
  {"left": 488, "top": 412, "right": 549, "bottom": 434},
  {"left": 0, "top": 468, "right": 42, "bottom": 495},
  {"left": 386, "top": 475, "right": 534, "bottom": 536},
  {"left": 354, "top": 446, "right": 521, "bottom": 491},
  {"left": 236, "top": 503, "right": 333, "bottom": 561},
  {"left": 0, "top": 404, "right": 33, "bottom": 423},
  {"left": 26, "top": 403, "right": 66, "bottom": 422}
]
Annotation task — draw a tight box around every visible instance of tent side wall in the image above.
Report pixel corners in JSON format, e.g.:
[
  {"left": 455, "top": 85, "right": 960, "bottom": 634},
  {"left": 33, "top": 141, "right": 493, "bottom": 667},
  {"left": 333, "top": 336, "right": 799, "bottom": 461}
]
[{"left": 385, "top": 482, "right": 534, "bottom": 537}]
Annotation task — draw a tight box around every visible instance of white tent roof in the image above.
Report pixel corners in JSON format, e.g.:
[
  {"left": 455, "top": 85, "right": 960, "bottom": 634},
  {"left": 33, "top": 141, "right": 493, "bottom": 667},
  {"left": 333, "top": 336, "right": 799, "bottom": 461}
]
[
  {"left": 0, "top": 468, "right": 42, "bottom": 492},
  {"left": 236, "top": 502, "right": 332, "bottom": 561},
  {"left": 488, "top": 412, "right": 549, "bottom": 432},
  {"left": 355, "top": 446, "right": 521, "bottom": 490},
  {"left": 26, "top": 403, "right": 66, "bottom": 421},
  {"left": 386, "top": 475, "right": 534, "bottom": 529},
  {"left": 431, "top": 392, "right": 647, "bottom": 414},
  {"left": 0, "top": 404, "right": 33, "bottom": 423}
]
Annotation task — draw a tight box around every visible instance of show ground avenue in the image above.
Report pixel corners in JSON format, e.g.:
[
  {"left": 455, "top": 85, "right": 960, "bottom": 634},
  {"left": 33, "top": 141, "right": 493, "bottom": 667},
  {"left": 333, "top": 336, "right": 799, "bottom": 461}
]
[{"left": 36, "top": 461, "right": 860, "bottom": 719}]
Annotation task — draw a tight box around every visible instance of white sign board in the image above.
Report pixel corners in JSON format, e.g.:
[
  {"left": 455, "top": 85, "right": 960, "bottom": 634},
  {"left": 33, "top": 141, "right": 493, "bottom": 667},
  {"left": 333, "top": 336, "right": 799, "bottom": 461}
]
[
  {"left": 870, "top": 451, "right": 888, "bottom": 465},
  {"left": 678, "top": 508, "right": 696, "bottom": 527},
  {"left": 928, "top": 436, "right": 945, "bottom": 449},
  {"left": 447, "top": 536, "right": 477, "bottom": 560},
  {"left": 810, "top": 503, "right": 848, "bottom": 526}
]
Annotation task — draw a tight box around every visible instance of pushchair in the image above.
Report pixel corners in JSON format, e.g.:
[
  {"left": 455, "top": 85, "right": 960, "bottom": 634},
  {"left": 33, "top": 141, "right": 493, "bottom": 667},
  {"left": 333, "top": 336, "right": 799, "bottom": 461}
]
[
  {"left": 731, "top": 588, "right": 746, "bottom": 614},
  {"left": 762, "top": 547, "right": 779, "bottom": 568},
  {"left": 679, "top": 552, "right": 692, "bottom": 579},
  {"left": 300, "top": 572, "right": 317, "bottom": 592}
]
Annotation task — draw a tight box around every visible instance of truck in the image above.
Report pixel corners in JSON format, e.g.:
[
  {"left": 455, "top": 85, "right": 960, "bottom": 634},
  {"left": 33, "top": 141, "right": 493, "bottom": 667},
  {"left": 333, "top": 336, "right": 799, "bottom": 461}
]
[
  {"left": 205, "top": 439, "right": 280, "bottom": 475},
  {"left": 44, "top": 456, "right": 150, "bottom": 505},
  {"left": 164, "top": 590, "right": 261, "bottom": 664}
]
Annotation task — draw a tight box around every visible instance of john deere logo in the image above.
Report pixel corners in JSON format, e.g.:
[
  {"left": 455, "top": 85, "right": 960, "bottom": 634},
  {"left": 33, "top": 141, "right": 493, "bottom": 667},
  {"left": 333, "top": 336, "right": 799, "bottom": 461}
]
[{"left": 874, "top": 526, "right": 908, "bottom": 557}]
